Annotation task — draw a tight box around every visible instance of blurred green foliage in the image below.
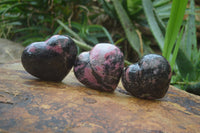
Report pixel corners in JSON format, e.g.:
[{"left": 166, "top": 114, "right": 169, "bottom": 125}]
[{"left": 0, "top": 0, "right": 98, "bottom": 45}]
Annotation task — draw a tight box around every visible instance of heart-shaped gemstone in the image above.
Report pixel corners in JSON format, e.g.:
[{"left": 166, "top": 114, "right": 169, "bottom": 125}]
[
  {"left": 21, "top": 35, "right": 77, "bottom": 81},
  {"left": 74, "top": 43, "right": 124, "bottom": 92},
  {"left": 122, "top": 54, "right": 172, "bottom": 99}
]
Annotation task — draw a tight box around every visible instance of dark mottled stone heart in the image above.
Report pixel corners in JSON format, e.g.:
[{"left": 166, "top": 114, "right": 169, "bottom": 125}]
[
  {"left": 74, "top": 43, "right": 124, "bottom": 92},
  {"left": 122, "top": 54, "right": 172, "bottom": 99},
  {"left": 21, "top": 35, "right": 77, "bottom": 81}
]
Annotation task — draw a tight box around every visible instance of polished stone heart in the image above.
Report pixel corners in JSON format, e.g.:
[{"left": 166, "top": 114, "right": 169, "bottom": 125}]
[
  {"left": 122, "top": 54, "right": 172, "bottom": 99},
  {"left": 21, "top": 35, "right": 77, "bottom": 81},
  {"left": 74, "top": 43, "right": 124, "bottom": 92}
]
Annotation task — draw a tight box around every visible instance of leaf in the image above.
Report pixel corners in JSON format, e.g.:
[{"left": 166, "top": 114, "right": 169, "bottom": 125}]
[
  {"left": 22, "top": 37, "right": 45, "bottom": 46},
  {"left": 97, "top": 0, "right": 116, "bottom": 19},
  {"left": 163, "top": 0, "right": 188, "bottom": 60},
  {"left": 142, "top": 0, "right": 165, "bottom": 50},
  {"left": 87, "top": 25, "right": 114, "bottom": 44},
  {"left": 153, "top": 0, "right": 170, "bottom": 7},
  {"left": 155, "top": 3, "right": 171, "bottom": 19},
  {"left": 182, "top": 0, "right": 197, "bottom": 63},
  {"left": 170, "top": 27, "right": 184, "bottom": 71},
  {"left": 2, "top": 2, "right": 30, "bottom": 15},
  {"left": 153, "top": 9, "right": 166, "bottom": 35},
  {"left": 176, "top": 0, "right": 200, "bottom": 81},
  {"left": 85, "top": 35, "right": 99, "bottom": 45},
  {"left": 195, "top": 60, "right": 200, "bottom": 80},
  {"left": 56, "top": 19, "right": 85, "bottom": 43},
  {"left": 13, "top": 26, "right": 50, "bottom": 33},
  {"left": 127, "top": 0, "right": 142, "bottom": 15},
  {"left": 176, "top": 49, "right": 196, "bottom": 81},
  {"left": 112, "top": 0, "right": 142, "bottom": 57},
  {"left": 53, "top": 26, "right": 63, "bottom": 35}
]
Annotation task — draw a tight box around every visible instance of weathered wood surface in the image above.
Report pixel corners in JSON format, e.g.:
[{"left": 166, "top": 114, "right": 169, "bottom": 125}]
[{"left": 0, "top": 62, "right": 200, "bottom": 133}]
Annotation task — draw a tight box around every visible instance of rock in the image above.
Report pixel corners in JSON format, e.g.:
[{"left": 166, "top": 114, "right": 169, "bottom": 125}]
[
  {"left": 21, "top": 35, "right": 77, "bottom": 81},
  {"left": 122, "top": 54, "right": 171, "bottom": 99},
  {"left": 0, "top": 62, "right": 200, "bottom": 133},
  {"left": 0, "top": 39, "right": 24, "bottom": 63},
  {"left": 74, "top": 43, "right": 124, "bottom": 92}
]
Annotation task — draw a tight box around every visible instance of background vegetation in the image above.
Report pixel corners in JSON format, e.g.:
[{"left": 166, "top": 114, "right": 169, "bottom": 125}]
[{"left": 0, "top": 0, "right": 200, "bottom": 95}]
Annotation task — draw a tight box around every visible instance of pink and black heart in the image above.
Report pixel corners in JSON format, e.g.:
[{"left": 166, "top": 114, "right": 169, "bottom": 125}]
[
  {"left": 74, "top": 43, "right": 124, "bottom": 92},
  {"left": 122, "top": 54, "right": 172, "bottom": 99},
  {"left": 21, "top": 35, "right": 77, "bottom": 81}
]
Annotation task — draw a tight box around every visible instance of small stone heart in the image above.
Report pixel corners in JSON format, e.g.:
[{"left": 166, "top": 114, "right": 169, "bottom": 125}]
[
  {"left": 122, "top": 54, "right": 172, "bottom": 99},
  {"left": 21, "top": 35, "right": 77, "bottom": 81},
  {"left": 74, "top": 43, "right": 124, "bottom": 92}
]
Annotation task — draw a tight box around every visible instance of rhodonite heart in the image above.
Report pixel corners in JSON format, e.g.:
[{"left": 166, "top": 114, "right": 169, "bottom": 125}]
[
  {"left": 21, "top": 35, "right": 77, "bottom": 81},
  {"left": 74, "top": 43, "right": 124, "bottom": 92},
  {"left": 122, "top": 54, "right": 172, "bottom": 99}
]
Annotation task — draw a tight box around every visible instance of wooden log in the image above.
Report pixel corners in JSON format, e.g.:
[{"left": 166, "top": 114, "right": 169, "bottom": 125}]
[{"left": 0, "top": 62, "right": 200, "bottom": 133}]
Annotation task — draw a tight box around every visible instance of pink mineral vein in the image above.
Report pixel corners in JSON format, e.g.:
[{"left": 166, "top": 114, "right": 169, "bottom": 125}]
[{"left": 46, "top": 45, "right": 63, "bottom": 54}]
